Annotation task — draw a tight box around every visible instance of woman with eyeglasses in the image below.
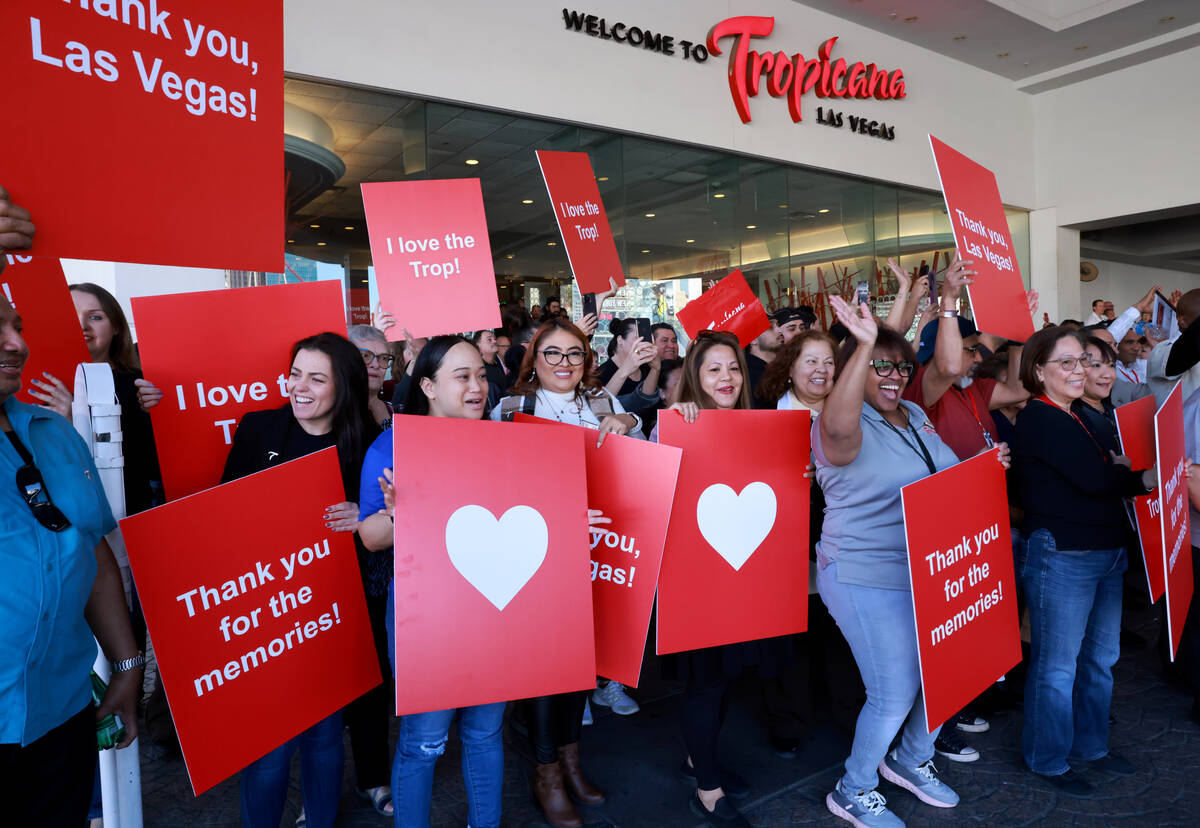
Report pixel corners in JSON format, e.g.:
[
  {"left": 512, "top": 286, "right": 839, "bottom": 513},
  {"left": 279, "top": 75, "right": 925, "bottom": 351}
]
[
  {"left": 1012, "top": 326, "right": 1156, "bottom": 796},
  {"left": 222, "top": 331, "right": 380, "bottom": 828},
  {"left": 816, "top": 296, "right": 987, "bottom": 826},
  {"left": 488, "top": 316, "right": 631, "bottom": 828},
  {"left": 651, "top": 330, "right": 792, "bottom": 828},
  {"left": 349, "top": 324, "right": 396, "bottom": 431}
]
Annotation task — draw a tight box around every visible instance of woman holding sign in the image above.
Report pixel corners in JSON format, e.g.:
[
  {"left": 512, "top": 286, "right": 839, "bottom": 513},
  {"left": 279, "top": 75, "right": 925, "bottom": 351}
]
[
  {"left": 222, "top": 331, "right": 379, "bottom": 828},
  {"left": 814, "top": 296, "right": 969, "bottom": 827},
  {"left": 1012, "top": 326, "right": 1156, "bottom": 796},
  {"left": 358, "top": 334, "right": 509, "bottom": 828}
]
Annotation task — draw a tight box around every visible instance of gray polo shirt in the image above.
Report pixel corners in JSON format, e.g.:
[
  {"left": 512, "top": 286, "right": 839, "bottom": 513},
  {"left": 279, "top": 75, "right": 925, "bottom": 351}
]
[{"left": 813, "top": 400, "right": 960, "bottom": 590}]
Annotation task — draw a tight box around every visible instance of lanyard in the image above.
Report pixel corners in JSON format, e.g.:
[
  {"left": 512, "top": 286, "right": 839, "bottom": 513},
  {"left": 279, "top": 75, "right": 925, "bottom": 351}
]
[
  {"left": 4, "top": 429, "right": 34, "bottom": 465},
  {"left": 881, "top": 415, "right": 937, "bottom": 476},
  {"left": 1035, "top": 396, "right": 1109, "bottom": 462},
  {"left": 1116, "top": 364, "right": 1138, "bottom": 384},
  {"left": 952, "top": 385, "right": 994, "bottom": 448}
]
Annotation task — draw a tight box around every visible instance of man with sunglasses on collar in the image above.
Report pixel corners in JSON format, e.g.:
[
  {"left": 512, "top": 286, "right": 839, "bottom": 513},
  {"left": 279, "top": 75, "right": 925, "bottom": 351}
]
[{"left": 0, "top": 188, "right": 143, "bottom": 825}]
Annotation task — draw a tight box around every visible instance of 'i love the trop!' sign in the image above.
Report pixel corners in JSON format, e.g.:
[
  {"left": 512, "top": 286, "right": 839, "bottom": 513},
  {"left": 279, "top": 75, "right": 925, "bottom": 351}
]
[
  {"left": 0, "top": 0, "right": 283, "bottom": 270},
  {"left": 120, "top": 448, "right": 380, "bottom": 794},
  {"left": 535, "top": 150, "right": 625, "bottom": 294},
  {"left": 390, "top": 416, "right": 595, "bottom": 714},
  {"left": 362, "top": 178, "right": 501, "bottom": 340},
  {"left": 656, "top": 409, "right": 810, "bottom": 654},
  {"left": 902, "top": 448, "right": 1020, "bottom": 732},
  {"left": 132, "top": 280, "right": 345, "bottom": 501}
]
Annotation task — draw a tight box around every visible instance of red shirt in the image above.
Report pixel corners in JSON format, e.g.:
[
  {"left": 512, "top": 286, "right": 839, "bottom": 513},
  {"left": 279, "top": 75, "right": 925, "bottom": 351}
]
[{"left": 903, "top": 364, "right": 998, "bottom": 461}]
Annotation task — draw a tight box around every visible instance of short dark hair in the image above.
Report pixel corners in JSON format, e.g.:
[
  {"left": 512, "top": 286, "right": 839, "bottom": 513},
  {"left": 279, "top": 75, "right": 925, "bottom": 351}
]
[
  {"left": 1084, "top": 335, "right": 1117, "bottom": 365},
  {"left": 1092, "top": 299, "right": 1105, "bottom": 310},
  {"left": 650, "top": 323, "right": 676, "bottom": 338},
  {"left": 545, "top": 295, "right": 561, "bottom": 306},
  {"left": 834, "top": 327, "right": 915, "bottom": 381},
  {"left": 1019, "top": 326, "right": 1087, "bottom": 396},
  {"left": 657, "top": 357, "right": 683, "bottom": 392}
]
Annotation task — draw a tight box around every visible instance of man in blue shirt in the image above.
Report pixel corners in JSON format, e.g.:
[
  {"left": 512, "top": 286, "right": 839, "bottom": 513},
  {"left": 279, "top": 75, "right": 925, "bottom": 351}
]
[{"left": 0, "top": 190, "right": 143, "bottom": 824}]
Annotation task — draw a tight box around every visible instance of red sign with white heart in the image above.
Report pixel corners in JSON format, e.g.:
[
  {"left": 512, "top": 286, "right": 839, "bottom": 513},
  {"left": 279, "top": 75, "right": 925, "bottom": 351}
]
[
  {"left": 390, "top": 416, "right": 595, "bottom": 714},
  {"left": 656, "top": 409, "right": 811, "bottom": 654}
]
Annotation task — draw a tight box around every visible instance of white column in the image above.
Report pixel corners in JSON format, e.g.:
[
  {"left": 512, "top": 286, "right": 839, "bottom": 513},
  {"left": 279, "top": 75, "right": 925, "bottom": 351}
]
[{"left": 1029, "top": 207, "right": 1081, "bottom": 325}]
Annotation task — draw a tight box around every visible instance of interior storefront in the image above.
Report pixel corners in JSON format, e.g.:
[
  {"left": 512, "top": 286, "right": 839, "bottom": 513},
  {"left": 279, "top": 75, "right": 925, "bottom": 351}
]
[{"left": 272, "top": 78, "right": 1030, "bottom": 347}]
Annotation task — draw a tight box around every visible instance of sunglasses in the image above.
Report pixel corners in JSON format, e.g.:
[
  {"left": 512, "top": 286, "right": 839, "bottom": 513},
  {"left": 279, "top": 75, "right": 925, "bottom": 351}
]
[
  {"left": 17, "top": 463, "right": 72, "bottom": 532},
  {"left": 870, "top": 359, "right": 914, "bottom": 377}
]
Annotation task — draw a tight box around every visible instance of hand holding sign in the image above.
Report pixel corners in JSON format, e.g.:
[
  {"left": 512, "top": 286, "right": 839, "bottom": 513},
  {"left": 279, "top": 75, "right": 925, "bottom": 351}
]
[{"left": 0, "top": 186, "right": 35, "bottom": 257}]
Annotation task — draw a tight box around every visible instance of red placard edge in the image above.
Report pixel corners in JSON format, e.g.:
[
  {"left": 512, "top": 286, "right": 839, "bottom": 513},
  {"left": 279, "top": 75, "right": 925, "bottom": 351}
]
[{"left": 1155, "top": 380, "right": 1184, "bottom": 662}]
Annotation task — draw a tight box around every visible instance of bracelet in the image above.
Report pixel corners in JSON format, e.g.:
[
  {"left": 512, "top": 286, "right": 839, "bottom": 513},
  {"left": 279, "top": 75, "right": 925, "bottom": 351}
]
[
  {"left": 940, "top": 310, "right": 958, "bottom": 318},
  {"left": 112, "top": 652, "right": 145, "bottom": 673}
]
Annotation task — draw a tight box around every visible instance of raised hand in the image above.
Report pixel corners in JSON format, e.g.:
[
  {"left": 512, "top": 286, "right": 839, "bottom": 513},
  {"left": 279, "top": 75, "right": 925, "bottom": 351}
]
[
  {"left": 941, "top": 253, "right": 975, "bottom": 300},
  {"left": 829, "top": 294, "right": 878, "bottom": 346},
  {"left": 0, "top": 185, "right": 35, "bottom": 255},
  {"left": 885, "top": 258, "right": 913, "bottom": 294},
  {"left": 134, "top": 378, "right": 163, "bottom": 411},
  {"left": 1026, "top": 289, "right": 1040, "bottom": 317},
  {"left": 1135, "top": 284, "right": 1163, "bottom": 314},
  {"left": 372, "top": 303, "right": 397, "bottom": 334}
]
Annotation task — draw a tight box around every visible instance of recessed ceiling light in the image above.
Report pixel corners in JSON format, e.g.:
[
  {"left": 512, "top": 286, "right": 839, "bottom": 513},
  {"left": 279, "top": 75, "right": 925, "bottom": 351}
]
[
  {"left": 645, "top": 213, "right": 656, "bottom": 218},
  {"left": 546, "top": 241, "right": 557, "bottom": 246},
  {"left": 287, "top": 239, "right": 295, "bottom": 243},
  {"left": 641, "top": 249, "right": 650, "bottom": 253},
  {"left": 778, "top": 204, "right": 787, "bottom": 209},
  {"left": 953, "top": 34, "right": 967, "bottom": 41},
  {"left": 713, "top": 193, "right": 726, "bottom": 199},
  {"left": 522, "top": 199, "right": 534, "bottom": 204},
  {"left": 309, "top": 223, "right": 320, "bottom": 228},
  {"left": 746, "top": 225, "right": 756, "bottom": 229},
  {"left": 506, "top": 254, "right": 515, "bottom": 259},
  {"left": 597, "top": 176, "right": 609, "bottom": 181},
  {"left": 316, "top": 242, "right": 327, "bottom": 246},
  {"left": 343, "top": 225, "right": 354, "bottom": 230},
  {"left": 775, "top": 232, "right": 786, "bottom": 236},
  {"left": 818, "top": 208, "right": 830, "bottom": 214},
  {"left": 1074, "top": 44, "right": 1088, "bottom": 50},
  {"left": 997, "top": 51, "right": 1010, "bottom": 58},
  {"left": 685, "top": 239, "right": 695, "bottom": 243},
  {"left": 465, "top": 159, "right": 479, "bottom": 165}
]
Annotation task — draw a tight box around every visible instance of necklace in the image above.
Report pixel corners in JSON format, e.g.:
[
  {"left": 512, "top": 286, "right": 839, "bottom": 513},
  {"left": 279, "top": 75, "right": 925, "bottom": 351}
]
[{"left": 537, "top": 389, "right": 585, "bottom": 424}]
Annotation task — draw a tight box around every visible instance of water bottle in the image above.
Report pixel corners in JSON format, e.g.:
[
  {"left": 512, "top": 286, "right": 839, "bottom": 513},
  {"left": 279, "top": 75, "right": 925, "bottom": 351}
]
[{"left": 91, "top": 670, "right": 126, "bottom": 750}]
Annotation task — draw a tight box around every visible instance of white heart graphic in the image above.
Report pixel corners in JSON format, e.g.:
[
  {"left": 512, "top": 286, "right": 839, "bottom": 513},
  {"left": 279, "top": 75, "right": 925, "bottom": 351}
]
[
  {"left": 445, "top": 505, "right": 548, "bottom": 610},
  {"left": 696, "top": 482, "right": 777, "bottom": 571}
]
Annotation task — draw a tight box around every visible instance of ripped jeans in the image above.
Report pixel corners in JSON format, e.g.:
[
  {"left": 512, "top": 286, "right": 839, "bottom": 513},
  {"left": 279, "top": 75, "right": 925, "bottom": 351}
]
[{"left": 391, "top": 704, "right": 505, "bottom": 828}]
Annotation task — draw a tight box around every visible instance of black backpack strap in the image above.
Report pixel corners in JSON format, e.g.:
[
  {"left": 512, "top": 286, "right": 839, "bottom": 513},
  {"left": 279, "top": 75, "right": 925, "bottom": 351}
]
[{"left": 500, "top": 395, "right": 537, "bottom": 422}]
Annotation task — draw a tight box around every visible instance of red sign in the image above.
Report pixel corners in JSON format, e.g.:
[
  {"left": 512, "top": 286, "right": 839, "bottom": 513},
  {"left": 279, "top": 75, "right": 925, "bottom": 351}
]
[
  {"left": 929, "top": 135, "right": 1034, "bottom": 343},
  {"left": 515, "top": 415, "right": 681, "bottom": 686},
  {"left": 656, "top": 409, "right": 809, "bottom": 654},
  {"left": 120, "top": 449, "right": 380, "bottom": 795},
  {"left": 902, "top": 449, "right": 1020, "bottom": 732},
  {"left": 361, "top": 179, "right": 501, "bottom": 340},
  {"left": 390, "top": 417, "right": 595, "bottom": 713},
  {"left": 0, "top": 1, "right": 283, "bottom": 271},
  {"left": 1115, "top": 395, "right": 1166, "bottom": 601},
  {"left": 1, "top": 256, "right": 89, "bottom": 406},
  {"left": 132, "top": 281, "right": 345, "bottom": 500},
  {"left": 535, "top": 150, "right": 625, "bottom": 295},
  {"left": 675, "top": 269, "right": 771, "bottom": 348},
  {"left": 706, "top": 17, "right": 906, "bottom": 124},
  {"left": 349, "top": 286, "right": 370, "bottom": 326},
  {"left": 1155, "top": 382, "right": 1193, "bottom": 660}
]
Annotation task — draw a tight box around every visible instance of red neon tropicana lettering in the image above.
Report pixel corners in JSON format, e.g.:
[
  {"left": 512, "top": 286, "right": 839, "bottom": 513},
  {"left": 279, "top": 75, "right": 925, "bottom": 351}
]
[{"left": 706, "top": 16, "right": 907, "bottom": 124}]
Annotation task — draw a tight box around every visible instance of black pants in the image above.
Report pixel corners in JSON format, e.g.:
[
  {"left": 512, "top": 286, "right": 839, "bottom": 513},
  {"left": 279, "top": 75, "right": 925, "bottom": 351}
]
[
  {"left": 525, "top": 691, "right": 587, "bottom": 765},
  {"left": 344, "top": 593, "right": 392, "bottom": 789},
  {"left": 0, "top": 705, "right": 95, "bottom": 825},
  {"left": 1178, "top": 546, "right": 1200, "bottom": 703},
  {"left": 682, "top": 676, "right": 730, "bottom": 791}
]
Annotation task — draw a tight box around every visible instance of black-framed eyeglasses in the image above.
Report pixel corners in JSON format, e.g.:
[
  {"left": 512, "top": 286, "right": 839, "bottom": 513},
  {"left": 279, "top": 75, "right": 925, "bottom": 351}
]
[
  {"left": 17, "top": 464, "right": 72, "bottom": 532},
  {"left": 359, "top": 349, "right": 395, "bottom": 369},
  {"left": 871, "top": 359, "right": 914, "bottom": 377},
  {"left": 539, "top": 348, "right": 586, "bottom": 366}
]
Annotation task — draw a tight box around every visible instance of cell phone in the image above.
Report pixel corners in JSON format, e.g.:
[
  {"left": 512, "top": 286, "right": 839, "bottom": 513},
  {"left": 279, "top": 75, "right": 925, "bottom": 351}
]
[
  {"left": 926, "top": 271, "right": 937, "bottom": 302},
  {"left": 855, "top": 281, "right": 870, "bottom": 306},
  {"left": 635, "top": 317, "right": 653, "bottom": 342},
  {"left": 581, "top": 292, "right": 597, "bottom": 318}
]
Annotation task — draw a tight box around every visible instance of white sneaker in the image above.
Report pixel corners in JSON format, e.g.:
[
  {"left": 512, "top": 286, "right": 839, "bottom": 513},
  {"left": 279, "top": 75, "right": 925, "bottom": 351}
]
[
  {"left": 582, "top": 697, "right": 593, "bottom": 726},
  {"left": 592, "top": 681, "right": 640, "bottom": 715}
]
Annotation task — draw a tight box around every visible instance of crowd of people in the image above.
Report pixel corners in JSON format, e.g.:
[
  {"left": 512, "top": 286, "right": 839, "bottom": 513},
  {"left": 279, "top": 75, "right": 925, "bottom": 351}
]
[{"left": 6, "top": 184, "right": 1200, "bottom": 828}]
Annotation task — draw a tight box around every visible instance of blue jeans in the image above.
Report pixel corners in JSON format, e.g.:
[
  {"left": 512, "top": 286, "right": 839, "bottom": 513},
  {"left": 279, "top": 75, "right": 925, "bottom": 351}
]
[
  {"left": 1019, "top": 530, "right": 1125, "bottom": 775},
  {"left": 391, "top": 704, "right": 506, "bottom": 828},
  {"left": 817, "top": 562, "right": 938, "bottom": 792},
  {"left": 239, "top": 711, "right": 344, "bottom": 828}
]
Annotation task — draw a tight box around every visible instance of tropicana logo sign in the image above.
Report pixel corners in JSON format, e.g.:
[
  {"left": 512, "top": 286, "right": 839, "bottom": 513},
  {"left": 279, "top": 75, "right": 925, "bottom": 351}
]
[{"left": 706, "top": 15, "right": 907, "bottom": 124}]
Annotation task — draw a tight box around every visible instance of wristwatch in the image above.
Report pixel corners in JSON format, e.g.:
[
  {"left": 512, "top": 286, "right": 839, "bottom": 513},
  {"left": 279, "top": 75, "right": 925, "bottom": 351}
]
[{"left": 112, "top": 652, "right": 146, "bottom": 673}]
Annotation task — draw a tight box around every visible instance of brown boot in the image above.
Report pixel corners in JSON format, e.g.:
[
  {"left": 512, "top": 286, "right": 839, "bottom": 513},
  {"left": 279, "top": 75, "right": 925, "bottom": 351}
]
[
  {"left": 533, "top": 761, "right": 582, "bottom": 828},
  {"left": 558, "top": 742, "right": 606, "bottom": 804}
]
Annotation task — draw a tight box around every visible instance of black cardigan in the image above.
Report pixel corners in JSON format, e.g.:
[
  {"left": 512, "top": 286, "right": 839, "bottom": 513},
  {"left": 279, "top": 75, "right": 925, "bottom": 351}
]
[{"left": 1013, "top": 398, "right": 1150, "bottom": 550}]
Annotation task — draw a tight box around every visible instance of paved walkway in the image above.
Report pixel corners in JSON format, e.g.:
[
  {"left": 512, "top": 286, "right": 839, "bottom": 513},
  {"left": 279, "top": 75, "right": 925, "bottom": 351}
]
[{"left": 138, "top": 607, "right": 1199, "bottom": 827}]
